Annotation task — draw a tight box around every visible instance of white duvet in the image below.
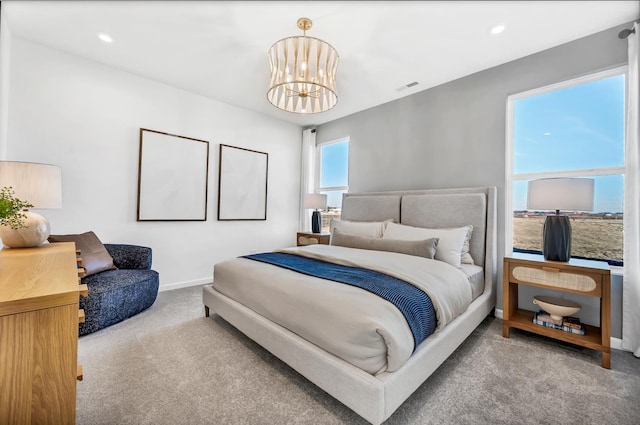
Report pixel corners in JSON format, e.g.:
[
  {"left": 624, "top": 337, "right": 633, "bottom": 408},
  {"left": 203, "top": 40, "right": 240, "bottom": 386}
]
[{"left": 212, "top": 244, "right": 472, "bottom": 374}]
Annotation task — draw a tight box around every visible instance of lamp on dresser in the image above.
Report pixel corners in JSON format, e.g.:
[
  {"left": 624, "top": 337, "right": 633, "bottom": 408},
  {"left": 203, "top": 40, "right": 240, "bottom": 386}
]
[
  {"left": 304, "top": 193, "right": 327, "bottom": 233},
  {"left": 0, "top": 161, "right": 62, "bottom": 248},
  {"left": 527, "top": 177, "right": 594, "bottom": 262}
]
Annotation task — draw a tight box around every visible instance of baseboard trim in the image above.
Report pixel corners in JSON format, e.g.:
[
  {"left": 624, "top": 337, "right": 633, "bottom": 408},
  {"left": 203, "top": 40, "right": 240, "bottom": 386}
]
[
  {"left": 159, "top": 277, "right": 212, "bottom": 292},
  {"left": 493, "top": 308, "right": 627, "bottom": 352},
  {"left": 611, "top": 337, "right": 623, "bottom": 351}
]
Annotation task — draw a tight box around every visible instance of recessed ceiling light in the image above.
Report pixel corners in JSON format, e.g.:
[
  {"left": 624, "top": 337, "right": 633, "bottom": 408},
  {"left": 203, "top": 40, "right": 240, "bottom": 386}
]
[
  {"left": 97, "top": 33, "right": 113, "bottom": 43},
  {"left": 490, "top": 24, "right": 505, "bottom": 35}
]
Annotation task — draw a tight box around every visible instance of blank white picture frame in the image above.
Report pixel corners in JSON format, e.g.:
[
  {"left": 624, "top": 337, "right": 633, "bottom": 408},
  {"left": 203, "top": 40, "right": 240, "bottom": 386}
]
[
  {"left": 217, "top": 144, "right": 268, "bottom": 220},
  {"left": 137, "top": 128, "right": 210, "bottom": 221}
]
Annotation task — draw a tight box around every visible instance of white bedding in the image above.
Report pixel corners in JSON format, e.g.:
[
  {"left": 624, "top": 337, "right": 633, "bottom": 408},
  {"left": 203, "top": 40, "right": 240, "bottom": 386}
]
[
  {"left": 212, "top": 244, "right": 472, "bottom": 374},
  {"left": 460, "top": 263, "right": 484, "bottom": 301}
]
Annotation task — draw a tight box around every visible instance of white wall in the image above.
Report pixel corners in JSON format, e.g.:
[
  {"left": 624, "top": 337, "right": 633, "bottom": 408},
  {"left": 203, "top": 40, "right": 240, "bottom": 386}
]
[
  {"left": 6, "top": 37, "right": 302, "bottom": 289},
  {"left": 0, "top": 10, "right": 11, "bottom": 159}
]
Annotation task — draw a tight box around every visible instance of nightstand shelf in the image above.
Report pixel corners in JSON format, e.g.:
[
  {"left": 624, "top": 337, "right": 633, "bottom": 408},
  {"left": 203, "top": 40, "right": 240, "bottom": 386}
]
[
  {"left": 508, "top": 309, "right": 603, "bottom": 350},
  {"left": 296, "top": 232, "right": 330, "bottom": 246},
  {"left": 502, "top": 253, "right": 611, "bottom": 368}
]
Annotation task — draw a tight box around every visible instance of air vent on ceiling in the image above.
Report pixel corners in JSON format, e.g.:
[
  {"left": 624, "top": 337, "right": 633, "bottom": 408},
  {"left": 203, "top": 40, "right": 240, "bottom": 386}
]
[{"left": 396, "top": 81, "right": 419, "bottom": 91}]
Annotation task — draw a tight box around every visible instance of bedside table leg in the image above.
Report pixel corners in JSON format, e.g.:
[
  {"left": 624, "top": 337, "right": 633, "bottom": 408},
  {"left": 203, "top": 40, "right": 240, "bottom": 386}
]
[
  {"left": 502, "top": 323, "right": 510, "bottom": 338},
  {"left": 502, "top": 262, "right": 513, "bottom": 339},
  {"left": 602, "top": 351, "right": 611, "bottom": 369}
]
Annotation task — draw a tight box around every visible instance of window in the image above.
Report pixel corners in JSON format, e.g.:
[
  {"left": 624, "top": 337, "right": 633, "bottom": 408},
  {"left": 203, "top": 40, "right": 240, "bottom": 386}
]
[
  {"left": 316, "top": 138, "right": 349, "bottom": 232},
  {"left": 506, "top": 67, "right": 625, "bottom": 266}
]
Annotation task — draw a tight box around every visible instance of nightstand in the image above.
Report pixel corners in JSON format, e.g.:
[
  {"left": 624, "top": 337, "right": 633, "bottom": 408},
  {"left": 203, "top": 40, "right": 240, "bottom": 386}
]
[
  {"left": 296, "top": 232, "right": 330, "bottom": 246},
  {"left": 502, "top": 253, "right": 611, "bottom": 368}
]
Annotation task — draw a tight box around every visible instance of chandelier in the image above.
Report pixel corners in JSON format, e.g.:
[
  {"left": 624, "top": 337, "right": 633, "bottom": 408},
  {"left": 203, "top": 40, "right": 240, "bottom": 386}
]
[{"left": 267, "top": 17, "right": 339, "bottom": 114}]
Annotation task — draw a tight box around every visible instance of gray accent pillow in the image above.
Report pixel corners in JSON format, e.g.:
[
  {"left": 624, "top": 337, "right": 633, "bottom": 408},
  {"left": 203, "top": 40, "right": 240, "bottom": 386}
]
[
  {"left": 331, "top": 228, "right": 438, "bottom": 259},
  {"left": 383, "top": 222, "right": 471, "bottom": 268}
]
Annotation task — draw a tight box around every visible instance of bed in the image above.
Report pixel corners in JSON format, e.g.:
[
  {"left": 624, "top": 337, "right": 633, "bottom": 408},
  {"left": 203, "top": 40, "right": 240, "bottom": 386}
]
[{"left": 203, "top": 186, "right": 497, "bottom": 424}]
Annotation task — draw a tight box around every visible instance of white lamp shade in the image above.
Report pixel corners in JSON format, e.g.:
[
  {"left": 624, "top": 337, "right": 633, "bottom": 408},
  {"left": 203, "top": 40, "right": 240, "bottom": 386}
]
[
  {"left": 527, "top": 178, "right": 594, "bottom": 212},
  {"left": 304, "top": 193, "right": 327, "bottom": 210},
  {"left": 267, "top": 34, "right": 339, "bottom": 114},
  {"left": 0, "top": 161, "right": 62, "bottom": 208}
]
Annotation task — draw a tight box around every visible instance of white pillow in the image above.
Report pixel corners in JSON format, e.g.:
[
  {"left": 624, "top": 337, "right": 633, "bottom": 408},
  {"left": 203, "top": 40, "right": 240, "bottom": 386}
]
[
  {"left": 460, "top": 225, "right": 475, "bottom": 265},
  {"left": 383, "top": 222, "right": 471, "bottom": 268},
  {"left": 330, "top": 219, "right": 390, "bottom": 238}
]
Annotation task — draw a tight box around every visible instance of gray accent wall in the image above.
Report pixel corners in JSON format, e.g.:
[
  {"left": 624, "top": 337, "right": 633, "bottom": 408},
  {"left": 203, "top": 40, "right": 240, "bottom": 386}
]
[{"left": 316, "top": 22, "right": 632, "bottom": 339}]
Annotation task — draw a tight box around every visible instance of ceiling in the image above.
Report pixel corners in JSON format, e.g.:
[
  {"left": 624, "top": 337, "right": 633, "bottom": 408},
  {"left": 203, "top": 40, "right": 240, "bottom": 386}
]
[{"left": 3, "top": 1, "right": 639, "bottom": 127}]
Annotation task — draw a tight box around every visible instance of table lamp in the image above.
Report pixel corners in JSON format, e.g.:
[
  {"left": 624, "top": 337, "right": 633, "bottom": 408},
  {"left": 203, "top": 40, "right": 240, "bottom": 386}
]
[
  {"left": 527, "top": 177, "right": 594, "bottom": 262},
  {"left": 304, "top": 193, "right": 327, "bottom": 234},
  {"left": 0, "top": 161, "right": 62, "bottom": 248}
]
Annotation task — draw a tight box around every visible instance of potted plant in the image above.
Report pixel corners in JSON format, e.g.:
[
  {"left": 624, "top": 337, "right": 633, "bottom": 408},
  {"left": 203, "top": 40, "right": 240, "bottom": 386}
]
[{"left": 0, "top": 186, "right": 33, "bottom": 249}]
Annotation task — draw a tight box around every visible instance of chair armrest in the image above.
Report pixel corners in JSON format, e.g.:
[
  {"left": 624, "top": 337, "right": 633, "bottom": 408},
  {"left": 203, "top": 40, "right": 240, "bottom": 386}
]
[{"left": 104, "top": 244, "right": 153, "bottom": 270}]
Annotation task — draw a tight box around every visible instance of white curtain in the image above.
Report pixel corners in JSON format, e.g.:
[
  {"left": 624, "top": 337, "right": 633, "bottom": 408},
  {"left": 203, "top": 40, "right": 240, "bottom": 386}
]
[
  {"left": 623, "top": 22, "right": 640, "bottom": 357},
  {"left": 299, "top": 128, "right": 317, "bottom": 232}
]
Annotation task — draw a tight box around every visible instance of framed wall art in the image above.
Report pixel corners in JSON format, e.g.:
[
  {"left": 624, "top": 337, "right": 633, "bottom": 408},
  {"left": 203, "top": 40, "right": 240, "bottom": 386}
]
[
  {"left": 218, "top": 144, "right": 268, "bottom": 220},
  {"left": 137, "top": 128, "right": 210, "bottom": 221}
]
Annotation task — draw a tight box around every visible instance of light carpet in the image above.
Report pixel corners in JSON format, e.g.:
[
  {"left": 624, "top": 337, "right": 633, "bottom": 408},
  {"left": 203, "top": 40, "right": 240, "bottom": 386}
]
[{"left": 77, "top": 285, "right": 640, "bottom": 424}]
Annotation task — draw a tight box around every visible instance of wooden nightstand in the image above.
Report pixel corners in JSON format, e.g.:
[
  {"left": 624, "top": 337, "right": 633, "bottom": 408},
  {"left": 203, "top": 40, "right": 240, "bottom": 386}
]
[
  {"left": 296, "top": 232, "right": 330, "bottom": 246},
  {"left": 502, "top": 253, "right": 611, "bottom": 368}
]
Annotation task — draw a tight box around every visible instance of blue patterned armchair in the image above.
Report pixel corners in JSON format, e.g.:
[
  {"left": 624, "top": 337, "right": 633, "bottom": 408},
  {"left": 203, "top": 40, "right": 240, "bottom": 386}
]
[{"left": 79, "top": 244, "right": 159, "bottom": 336}]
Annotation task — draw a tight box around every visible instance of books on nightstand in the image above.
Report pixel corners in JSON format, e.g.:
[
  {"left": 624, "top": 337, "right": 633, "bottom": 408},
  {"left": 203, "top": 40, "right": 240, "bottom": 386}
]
[{"left": 533, "top": 311, "right": 585, "bottom": 335}]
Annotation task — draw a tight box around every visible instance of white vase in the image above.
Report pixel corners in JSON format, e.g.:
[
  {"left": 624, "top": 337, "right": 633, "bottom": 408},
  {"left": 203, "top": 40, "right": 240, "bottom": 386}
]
[{"left": 0, "top": 211, "right": 51, "bottom": 248}]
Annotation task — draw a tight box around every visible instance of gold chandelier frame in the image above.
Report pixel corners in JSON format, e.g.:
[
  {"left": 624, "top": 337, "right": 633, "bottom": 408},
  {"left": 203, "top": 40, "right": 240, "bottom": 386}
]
[{"left": 267, "top": 18, "right": 339, "bottom": 114}]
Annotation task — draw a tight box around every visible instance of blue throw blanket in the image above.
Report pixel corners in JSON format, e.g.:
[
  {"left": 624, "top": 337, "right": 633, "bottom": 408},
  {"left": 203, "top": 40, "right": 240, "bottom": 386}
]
[{"left": 243, "top": 252, "right": 436, "bottom": 351}]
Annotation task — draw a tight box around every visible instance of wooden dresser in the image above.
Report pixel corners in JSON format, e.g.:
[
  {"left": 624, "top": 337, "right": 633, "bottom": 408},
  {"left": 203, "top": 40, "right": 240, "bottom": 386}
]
[{"left": 0, "top": 242, "right": 86, "bottom": 425}]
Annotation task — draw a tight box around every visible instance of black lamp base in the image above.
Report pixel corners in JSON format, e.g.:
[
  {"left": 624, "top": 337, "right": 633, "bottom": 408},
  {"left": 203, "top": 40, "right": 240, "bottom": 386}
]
[
  {"left": 311, "top": 210, "right": 322, "bottom": 234},
  {"left": 542, "top": 214, "right": 572, "bottom": 262}
]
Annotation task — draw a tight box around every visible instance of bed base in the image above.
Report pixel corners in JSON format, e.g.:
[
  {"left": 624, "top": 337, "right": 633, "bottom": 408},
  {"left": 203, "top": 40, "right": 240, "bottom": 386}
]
[{"left": 203, "top": 284, "right": 494, "bottom": 424}]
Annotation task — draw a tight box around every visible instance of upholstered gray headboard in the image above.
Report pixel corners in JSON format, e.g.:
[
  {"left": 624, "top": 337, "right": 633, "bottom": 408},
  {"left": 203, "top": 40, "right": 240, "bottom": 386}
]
[
  {"left": 341, "top": 187, "right": 497, "bottom": 293},
  {"left": 341, "top": 195, "right": 401, "bottom": 223},
  {"left": 401, "top": 193, "right": 486, "bottom": 266}
]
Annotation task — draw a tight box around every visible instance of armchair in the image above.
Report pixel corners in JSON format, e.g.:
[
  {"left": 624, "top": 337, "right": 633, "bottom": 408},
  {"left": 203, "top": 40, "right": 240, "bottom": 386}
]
[{"left": 79, "top": 244, "right": 159, "bottom": 336}]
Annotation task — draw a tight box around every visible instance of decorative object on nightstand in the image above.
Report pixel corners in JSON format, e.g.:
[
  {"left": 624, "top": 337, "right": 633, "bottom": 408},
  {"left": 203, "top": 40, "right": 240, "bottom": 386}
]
[
  {"left": 304, "top": 193, "right": 327, "bottom": 233},
  {"left": 527, "top": 177, "right": 594, "bottom": 262},
  {"left": 296, "top": 231, "right": 330, "bottom": 246},
  {"left": 0, "top": 161, "right": 62, "bottom": 248},
  {"left": 532, "top": 311, "right": 585, "bottom": 335},
  {"left": 532, "top": 295, "right": 581, "bottom": 321}
]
